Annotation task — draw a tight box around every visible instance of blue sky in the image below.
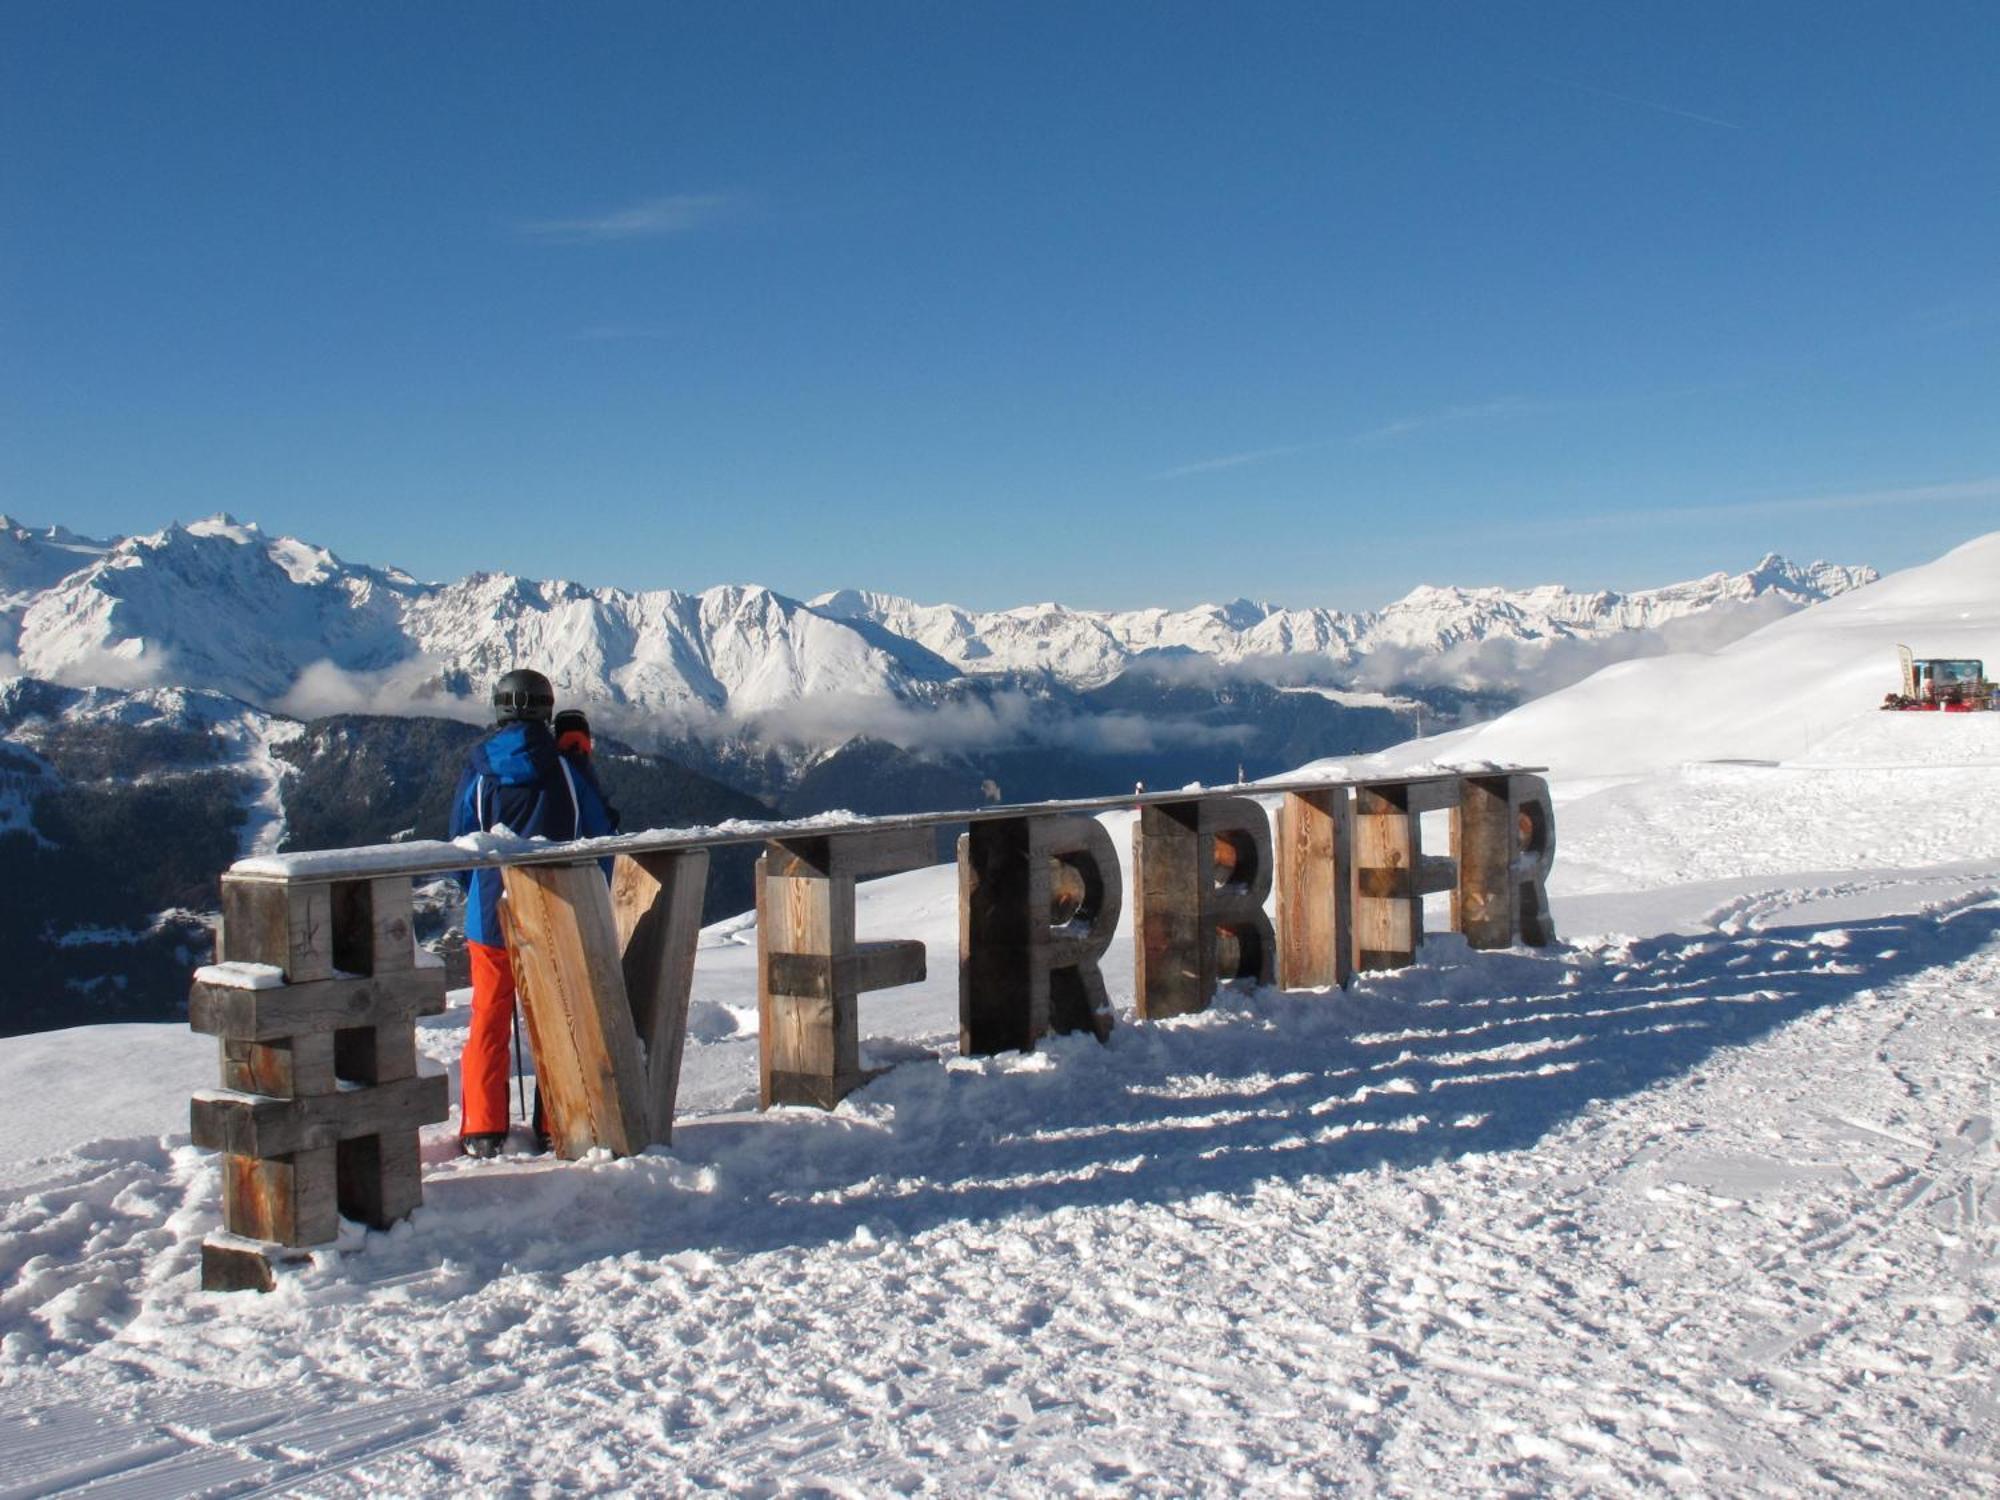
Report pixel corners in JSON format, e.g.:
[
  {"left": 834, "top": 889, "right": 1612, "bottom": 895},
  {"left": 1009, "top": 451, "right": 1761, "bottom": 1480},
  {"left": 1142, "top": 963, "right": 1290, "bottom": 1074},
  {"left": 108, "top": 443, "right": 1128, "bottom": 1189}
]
[{"left": 3, "top": 1, "right": 1996, "bottom": 609}]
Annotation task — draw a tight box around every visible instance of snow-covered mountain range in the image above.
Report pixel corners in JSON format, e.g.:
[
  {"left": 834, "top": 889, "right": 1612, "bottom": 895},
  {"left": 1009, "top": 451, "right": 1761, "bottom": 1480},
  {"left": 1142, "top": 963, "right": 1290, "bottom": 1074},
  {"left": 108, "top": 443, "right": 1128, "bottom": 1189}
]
[{"left": 1, "top": 512, "right": 1876, "bottom": 720}]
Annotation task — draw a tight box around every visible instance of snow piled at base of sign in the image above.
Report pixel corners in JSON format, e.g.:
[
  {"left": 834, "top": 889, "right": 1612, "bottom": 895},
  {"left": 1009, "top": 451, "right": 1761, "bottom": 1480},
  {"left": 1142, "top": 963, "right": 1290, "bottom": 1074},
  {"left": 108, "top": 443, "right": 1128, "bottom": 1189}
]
[{"left": 1, "top": 535, "right": 1998, "bottom": 1492}]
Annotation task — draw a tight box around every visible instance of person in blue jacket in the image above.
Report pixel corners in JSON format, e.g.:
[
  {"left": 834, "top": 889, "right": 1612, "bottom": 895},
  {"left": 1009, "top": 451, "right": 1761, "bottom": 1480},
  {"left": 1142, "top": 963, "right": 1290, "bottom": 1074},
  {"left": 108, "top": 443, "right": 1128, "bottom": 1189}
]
[{"left": 450, "top": 668, "right": 616, "bottom": 1156}]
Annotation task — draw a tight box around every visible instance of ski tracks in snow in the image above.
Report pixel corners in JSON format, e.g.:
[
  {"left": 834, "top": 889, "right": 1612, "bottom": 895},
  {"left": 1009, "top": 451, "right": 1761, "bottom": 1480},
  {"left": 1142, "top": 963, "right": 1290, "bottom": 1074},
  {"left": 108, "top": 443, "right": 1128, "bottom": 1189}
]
[{"left": 1, "top": 896, "right": 1997, "bottom": 1492}]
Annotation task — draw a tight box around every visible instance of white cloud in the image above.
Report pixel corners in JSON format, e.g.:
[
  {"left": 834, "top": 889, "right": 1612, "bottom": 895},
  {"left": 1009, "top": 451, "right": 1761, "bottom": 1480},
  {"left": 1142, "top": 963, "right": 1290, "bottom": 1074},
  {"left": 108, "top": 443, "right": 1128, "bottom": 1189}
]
[
  {"left": 43, "top": 644, "right": 175, "bottom": 692},
  {"left": 1153, "top": 442, "right": 1326, "bottom": 482},
  {"left": 275, "top": 658, "right": 486, "bottom": 723},
  {"left": 733, "top": 688, "right": 1248, "bottom": 757},
  {"left": 518, "top": 193, "right": 743, "bottom": 244}
]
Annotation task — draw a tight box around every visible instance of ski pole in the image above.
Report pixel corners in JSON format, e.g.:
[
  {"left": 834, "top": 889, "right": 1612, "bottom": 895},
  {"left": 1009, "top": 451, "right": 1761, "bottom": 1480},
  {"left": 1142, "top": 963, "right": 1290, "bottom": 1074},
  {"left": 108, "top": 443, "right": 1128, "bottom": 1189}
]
[{"left": 511, "top": 1003, "right": 528, "bottom": 1124}]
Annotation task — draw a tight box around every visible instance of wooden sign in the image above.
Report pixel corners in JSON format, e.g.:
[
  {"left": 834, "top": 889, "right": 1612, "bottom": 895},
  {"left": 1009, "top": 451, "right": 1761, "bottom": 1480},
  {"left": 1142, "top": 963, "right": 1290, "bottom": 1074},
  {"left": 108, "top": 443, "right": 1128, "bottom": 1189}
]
[
  {"left": 1133, "top": 796, "right": 1276, "bottom": 1019},
  {"left": 501, "top": 863, "right": 652, "bottom": 1158},
  {"left": 190, "top": 765, "right": 1556, "bottom": 1288},
  {"left": 757, "top": 827, "right": 931, "bottom": 1108},
  {"left": 958, "top": 813, "right": 1122, "bottom": 1055}
]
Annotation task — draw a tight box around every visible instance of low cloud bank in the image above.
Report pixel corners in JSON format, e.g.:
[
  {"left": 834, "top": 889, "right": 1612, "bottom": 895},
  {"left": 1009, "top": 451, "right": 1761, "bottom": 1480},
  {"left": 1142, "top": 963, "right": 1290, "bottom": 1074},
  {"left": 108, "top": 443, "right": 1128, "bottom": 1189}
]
[
  {"left": 1353, "top": 597, "right": 1797, "bottom": 698},
  {"left": 42, "top": 644, "right": 178, "bottom": 692},
  {"left": 734, "top": 688, "right": 1252, "bottom": 757},
  {"left": 276, "top": 658, "right": 488, "bottom": 724},
  {"left": 261, "top": 596, "right": 1806, "bottom": 756}
]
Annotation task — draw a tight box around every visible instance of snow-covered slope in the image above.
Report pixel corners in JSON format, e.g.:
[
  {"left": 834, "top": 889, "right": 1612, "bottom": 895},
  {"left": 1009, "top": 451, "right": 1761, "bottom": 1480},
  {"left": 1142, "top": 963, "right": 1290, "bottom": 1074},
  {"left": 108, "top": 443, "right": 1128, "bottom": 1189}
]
[
  {"left": 1350, "top": 531, "right": 1997, "bottom": 779},
  {"left": 0, "top": 516, "right": 115, "bottom": 659},
  {"left": 5, "top": 512, "right": 1873, "bottom": 716},
  {"left": 0, "top": 537, "right": 1994, "bottom": 1493}
]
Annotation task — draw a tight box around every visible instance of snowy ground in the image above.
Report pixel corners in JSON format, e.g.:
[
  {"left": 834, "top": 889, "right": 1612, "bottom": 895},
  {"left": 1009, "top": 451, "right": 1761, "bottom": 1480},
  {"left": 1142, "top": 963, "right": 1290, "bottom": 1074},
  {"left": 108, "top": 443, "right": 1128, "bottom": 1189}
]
[{"left": 2, "top": 541, "right": 1998, "bottom": 1494}]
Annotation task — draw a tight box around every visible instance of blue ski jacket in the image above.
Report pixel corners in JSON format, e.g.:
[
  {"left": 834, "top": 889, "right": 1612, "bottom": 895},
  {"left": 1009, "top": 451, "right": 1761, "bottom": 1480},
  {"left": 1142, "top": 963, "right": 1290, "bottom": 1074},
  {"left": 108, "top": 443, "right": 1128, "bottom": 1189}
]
[{"left": 450, "top": 722, "right": 616, "bottom": 946}]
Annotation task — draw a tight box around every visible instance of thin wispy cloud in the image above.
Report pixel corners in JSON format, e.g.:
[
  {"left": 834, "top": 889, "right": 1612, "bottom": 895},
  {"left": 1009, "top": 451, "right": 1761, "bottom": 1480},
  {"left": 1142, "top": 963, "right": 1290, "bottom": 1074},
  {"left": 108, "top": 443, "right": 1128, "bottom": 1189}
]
[
  {"left": 1158, "top": 396, "right": 1540, "bottom": 481},
  {"left": 519, "top": 193, "right": 743, "bottom": 244},
  {"left": 1351, "top": 396, "right": 1539, "bottom": 444},
  {"left": 1153, "top": 442, "right": 1328, "bottom": 482},
  {"left": 1526, "top": 70, "right": 1742, "bottom": 131},
  {"left": 1156, "top": 381, "right": 1746, "bottom": 485}
]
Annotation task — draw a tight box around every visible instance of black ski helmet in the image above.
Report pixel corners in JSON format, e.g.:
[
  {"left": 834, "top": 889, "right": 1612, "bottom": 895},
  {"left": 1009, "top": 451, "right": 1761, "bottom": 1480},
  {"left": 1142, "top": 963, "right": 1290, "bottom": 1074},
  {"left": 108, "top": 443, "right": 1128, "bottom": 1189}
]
[{"left": 492, "top": 668, "right": 555, "bottom": 725}]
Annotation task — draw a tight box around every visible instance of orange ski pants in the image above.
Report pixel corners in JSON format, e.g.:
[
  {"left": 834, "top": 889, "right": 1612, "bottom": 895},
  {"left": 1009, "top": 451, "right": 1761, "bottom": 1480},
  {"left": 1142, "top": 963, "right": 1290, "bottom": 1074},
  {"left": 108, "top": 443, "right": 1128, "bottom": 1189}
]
[{"left": 460, "top": 940, "right": 517, "bottom": 1137}]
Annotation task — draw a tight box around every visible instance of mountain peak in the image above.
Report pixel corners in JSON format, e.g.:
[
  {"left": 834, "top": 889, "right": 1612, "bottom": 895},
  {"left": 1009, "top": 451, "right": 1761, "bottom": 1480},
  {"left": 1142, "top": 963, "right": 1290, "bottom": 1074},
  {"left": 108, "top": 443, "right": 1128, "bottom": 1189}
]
[{"left": 184, "top": 513, "right": 262, "bottom": 543}]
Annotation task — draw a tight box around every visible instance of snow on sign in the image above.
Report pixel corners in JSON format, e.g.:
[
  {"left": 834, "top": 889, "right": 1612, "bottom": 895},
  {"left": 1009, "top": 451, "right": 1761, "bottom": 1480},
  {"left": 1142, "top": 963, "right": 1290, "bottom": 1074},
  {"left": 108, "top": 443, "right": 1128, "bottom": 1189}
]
[{"left": 188, "top": 769, "right": 1554, "bottom": 1291}]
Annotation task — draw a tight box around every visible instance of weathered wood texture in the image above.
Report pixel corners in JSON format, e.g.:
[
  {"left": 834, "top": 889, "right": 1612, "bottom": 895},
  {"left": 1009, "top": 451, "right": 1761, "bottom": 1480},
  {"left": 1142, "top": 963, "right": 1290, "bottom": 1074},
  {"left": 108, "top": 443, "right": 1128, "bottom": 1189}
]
[
  {"left": 959, "top": 814, "right": 1122, "bottom": 1055},
  {"left": 1353, "top": 781, "right": 1463, "bottom": 970},
  {"left": 197, "top": 874, "right": 446, "bottom": 1290},
  {"left": 1450, "top": 772, "right": 1559, "bottom": 948},
  {"left": 200, "top": 1237, "right": 312, "bottom": 1294},
  {"left": 191, "top": 970, "right": 440, "bottom": 1043},
  {"left": 502, "top": 862, "right": 652, "bottom": 1159},
  {"left": 193, "top": 765, "right": 1558, "bottom": 1286},
  {"left": 1276, "top": 788, "right": 1353, "bottom": 990},
  {"left": 759, "top": 830, "right": 931, "bottom": 1109},
  {"left": 1453, "top": 774, "right": 1515, "bottom": 947},
  {"left": 220, "top": 880, "right": 335, "bottom": 981},
  {"left": 613, "top": 850, "right": 708, "bottom": 1144},
  {"left": 1133, "top": 797, "right": 1276, "bottom": 1019}
]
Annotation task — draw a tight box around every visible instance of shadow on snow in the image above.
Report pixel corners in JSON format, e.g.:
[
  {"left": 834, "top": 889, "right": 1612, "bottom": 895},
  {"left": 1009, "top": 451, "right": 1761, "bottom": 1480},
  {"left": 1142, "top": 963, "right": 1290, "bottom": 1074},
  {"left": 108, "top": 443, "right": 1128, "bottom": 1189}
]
[{"left": 383, "top": 898, "right": 1999, "bottom": 1283}]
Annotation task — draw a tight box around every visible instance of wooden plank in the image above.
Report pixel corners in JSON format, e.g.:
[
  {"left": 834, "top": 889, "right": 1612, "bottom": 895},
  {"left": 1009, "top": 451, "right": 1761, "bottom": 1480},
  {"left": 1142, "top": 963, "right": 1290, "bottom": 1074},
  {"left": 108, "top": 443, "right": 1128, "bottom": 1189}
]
[
  {"left": 1354, "top": 781, "right": 1419, "bottom": 970},
  {"left": 766, "top": 940, "right": 926, "bottom": 1000},
  {"left": 502, "top": 863, "right": 652, "bottom": 1158},
  {"left": 222, "top": 1145, "right": 337, "bottom": 1246},
  {"left": 957, "top": 829, "right": 1016, "bottom": 1053},
  {"left": 199, "top": 1237, "right": 315, "bottom": 1294},
  {"left": 613, "top": 849, "right": 708, "bottom": 1146},
  {"left": 219, "top": 768, "right": 1547, "bottom": 888},
  {"left": 190, "top": 970, "right": 444, "bottom": 1042},
  {"left": 754, "top": 858, "right": 777, "bottom": 1108},
  {"left": 1453, "top": 773, "right": 1516, "bottom": 948},
  {"left": 192, "top": 1074, "right": 448, "bottom": 1157},
  {"left": 757, "top": 827, "right": 931, "bottom": 1110},
  {"left": 220, "top": 1031, "right": 336, "bottom": 1099},
  {"left": 220, "top": 879, "right": 336, "bottom": 982},
  {"left": 1355, "top": 854, "right": 1459, "bottom": 900},
  {"left": 959, "top": 814, "right": 1121, "bottom": 1055},
  {"left": 1278, "top": 789, "right": 1343, "bottom": 990},
  {"left": 1402, "top": 777, "right": 1464, "bottom": 816},
  {"left": 1133, "top": 802, "right": 1203, "bottom": 1018},
  {"left": 769, "top": 826, "right": 937, "bottom": 880},
  {"left": 757, "top": 864, "right": 857, "bottom": 1107}
]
